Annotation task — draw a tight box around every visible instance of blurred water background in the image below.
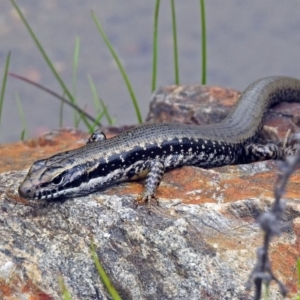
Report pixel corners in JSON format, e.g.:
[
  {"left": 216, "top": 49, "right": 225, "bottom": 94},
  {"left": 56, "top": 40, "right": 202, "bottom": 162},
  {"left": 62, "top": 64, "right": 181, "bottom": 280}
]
[{"left": 1, "top": 1, "right": 300, "bottom": 142}]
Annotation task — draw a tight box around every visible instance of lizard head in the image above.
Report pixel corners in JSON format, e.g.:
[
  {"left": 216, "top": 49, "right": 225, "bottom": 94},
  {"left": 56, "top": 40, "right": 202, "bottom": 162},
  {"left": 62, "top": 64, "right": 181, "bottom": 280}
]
[{"left": 18, "top": 161, "right": 89, "bottom": 200}]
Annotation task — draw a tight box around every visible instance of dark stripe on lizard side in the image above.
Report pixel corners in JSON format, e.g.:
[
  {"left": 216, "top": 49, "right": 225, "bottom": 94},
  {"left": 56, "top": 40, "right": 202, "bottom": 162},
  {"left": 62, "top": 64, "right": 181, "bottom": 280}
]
[{"left": 18, "top": 76, "right": 300, "bottom": 203}]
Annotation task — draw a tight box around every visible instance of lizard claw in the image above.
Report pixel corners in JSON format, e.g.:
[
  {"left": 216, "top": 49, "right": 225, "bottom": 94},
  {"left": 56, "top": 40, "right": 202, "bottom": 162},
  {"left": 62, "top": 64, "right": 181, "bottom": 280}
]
[{"left": 135, "top": 192, "right": 159, "bottom": 213}]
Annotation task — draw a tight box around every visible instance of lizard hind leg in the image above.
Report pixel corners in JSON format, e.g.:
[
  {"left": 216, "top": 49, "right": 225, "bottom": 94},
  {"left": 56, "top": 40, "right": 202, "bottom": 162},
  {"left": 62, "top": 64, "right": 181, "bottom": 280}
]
[
  {"left": 243, "top": 132, "right": 300, "bottom": 164},
  {"left": 243, "top": 143, "right": 285, "bottom": 163},
  {"left": 135, "top": 159, "right": 165, "bottom": 210}
]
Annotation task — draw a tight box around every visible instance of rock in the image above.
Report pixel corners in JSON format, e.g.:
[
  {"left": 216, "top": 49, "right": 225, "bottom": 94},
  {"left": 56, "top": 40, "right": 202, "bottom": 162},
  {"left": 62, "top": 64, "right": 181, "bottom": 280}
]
[
  {"left": 146, "top": 84, "right": 300, "bottom": 140},
  {"left": 146, "top": 85, "right": 241, "bottom": 125},
  {"left": 0, "top": 86, "right": 300, "bottom": 299}
]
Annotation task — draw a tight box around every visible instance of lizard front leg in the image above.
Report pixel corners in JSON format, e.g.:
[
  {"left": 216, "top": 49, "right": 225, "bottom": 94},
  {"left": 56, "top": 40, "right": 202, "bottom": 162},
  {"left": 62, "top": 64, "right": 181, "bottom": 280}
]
[{"left": 135, "top": 159, "right": 165, "bottom": 209}]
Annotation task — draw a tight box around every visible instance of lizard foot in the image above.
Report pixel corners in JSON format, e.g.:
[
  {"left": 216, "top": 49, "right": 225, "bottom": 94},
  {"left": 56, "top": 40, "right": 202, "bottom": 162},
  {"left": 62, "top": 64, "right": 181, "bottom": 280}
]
[
  {"left": 284, "top": 132, "right": 300, "bottom": 157},
  {"left": 135, "top": 192, "right": 159, "bottom": 213}
]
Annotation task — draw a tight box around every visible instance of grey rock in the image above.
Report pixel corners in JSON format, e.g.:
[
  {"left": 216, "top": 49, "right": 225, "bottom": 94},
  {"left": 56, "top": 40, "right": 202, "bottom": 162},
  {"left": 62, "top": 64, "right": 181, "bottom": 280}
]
[{"left": 1, "top": 167, "right": 296, "bottom": 299}]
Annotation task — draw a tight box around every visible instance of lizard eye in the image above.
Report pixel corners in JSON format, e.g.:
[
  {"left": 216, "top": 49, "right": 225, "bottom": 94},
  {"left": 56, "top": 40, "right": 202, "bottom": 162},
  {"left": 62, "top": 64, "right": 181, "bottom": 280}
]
[{"left": 52, "top": 174, "right": 64, "bottom": 185}]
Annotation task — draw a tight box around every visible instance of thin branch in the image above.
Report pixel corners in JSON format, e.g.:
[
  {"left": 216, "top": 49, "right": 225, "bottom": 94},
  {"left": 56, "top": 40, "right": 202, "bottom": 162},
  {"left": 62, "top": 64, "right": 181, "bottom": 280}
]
[
  {"left": 9, "top": 73, "right": 100, "bottom": 126},
  {"left": 246, "top": 153, "right": 300, "bottom": 298}
]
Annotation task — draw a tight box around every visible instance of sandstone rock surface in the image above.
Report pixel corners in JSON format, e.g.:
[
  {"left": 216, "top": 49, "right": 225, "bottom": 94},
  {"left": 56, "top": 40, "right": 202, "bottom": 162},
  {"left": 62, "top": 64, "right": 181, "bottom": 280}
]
[{"left": 0, "top": 85, "right": 300, "bottom": 299}]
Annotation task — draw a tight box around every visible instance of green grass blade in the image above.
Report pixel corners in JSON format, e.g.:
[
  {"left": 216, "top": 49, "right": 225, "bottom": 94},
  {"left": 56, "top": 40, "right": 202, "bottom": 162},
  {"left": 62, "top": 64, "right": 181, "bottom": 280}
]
[
  {"left": 87, "top": 74, "right": 114, "bottom": 125},
  {"left": 99, "top": 98, "right": 114, "bottom": 125},
  {"left": 297, "top": 258, "right": 300, "bottom": 292},
  {"left": 72, "top": 36, "right": 80, "bottom": 127},
  {"left": 90, "top": 108, "right": 107, "bottom": 132},
  {"left": 10, "top": 0, "right": 74, "bottom": 103},
  {"left": 20, "top": 129, "right": 26, "bottom": 141},
  {"left": 92, "top": 11, "right": 142, "bottom": 124},
  {"left": 72, "top": 37, "right": 80, "bottom": 100},
  {"left": 200, "top": 0, "right": 207, "bottom": 84},
  {"left": 91, "top": 243, "right": 122, "bottom": 300},
  {"left": 170, "top": 0, "right": 179, "bottom": 85},
  {"left": 76, "top": 104, "right": 94, "bottom": 132},
  {"left": 0, "top": 52, "right": 11, "bottom": 133},
  {"left": 10, "top": 73, "right": 96, "bottom": 130},
  {"left": 58, "top": 276, "right": 72, "bottom": 300},
  {"left": 263, "top": 282, "right": 269, "bottom": 300},
  {"left": 152, "top": 0, "right": 160, "bottom": 92},
  {"left": 15, "top": 92, "right": 28, "bottom": 140}
]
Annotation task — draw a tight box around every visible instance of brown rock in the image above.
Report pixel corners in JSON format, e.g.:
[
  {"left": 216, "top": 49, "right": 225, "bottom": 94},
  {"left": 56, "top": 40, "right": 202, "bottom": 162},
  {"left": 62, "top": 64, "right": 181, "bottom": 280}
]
[
  {"left": 0, "top": 86, "right": 300, "bottom": 299},
  {"left": 146, "top": 85, "right": 241, "bottom": 125},
  {"left": 146, "top": 84, "right": 300, "bottom": 140}
]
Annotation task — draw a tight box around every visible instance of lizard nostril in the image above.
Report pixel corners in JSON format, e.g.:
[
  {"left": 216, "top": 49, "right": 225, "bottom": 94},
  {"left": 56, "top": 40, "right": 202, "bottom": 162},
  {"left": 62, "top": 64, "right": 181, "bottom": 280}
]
[{"left": 18, "top": 184, "right": 31, "bottom": 199}]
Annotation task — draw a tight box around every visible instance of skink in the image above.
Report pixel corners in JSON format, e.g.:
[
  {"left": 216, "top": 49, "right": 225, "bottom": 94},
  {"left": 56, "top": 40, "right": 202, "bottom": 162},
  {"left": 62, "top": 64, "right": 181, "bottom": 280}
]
[{"left": 18, "top": 76, "right": 300, "bottom": 205}]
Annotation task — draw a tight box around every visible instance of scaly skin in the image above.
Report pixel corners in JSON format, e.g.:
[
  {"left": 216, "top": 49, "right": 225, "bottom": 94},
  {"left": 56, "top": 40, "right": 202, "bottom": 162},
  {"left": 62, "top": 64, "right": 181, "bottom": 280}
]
[{"left": 18, "top": 76, "right": 300, "bottom": 205}]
